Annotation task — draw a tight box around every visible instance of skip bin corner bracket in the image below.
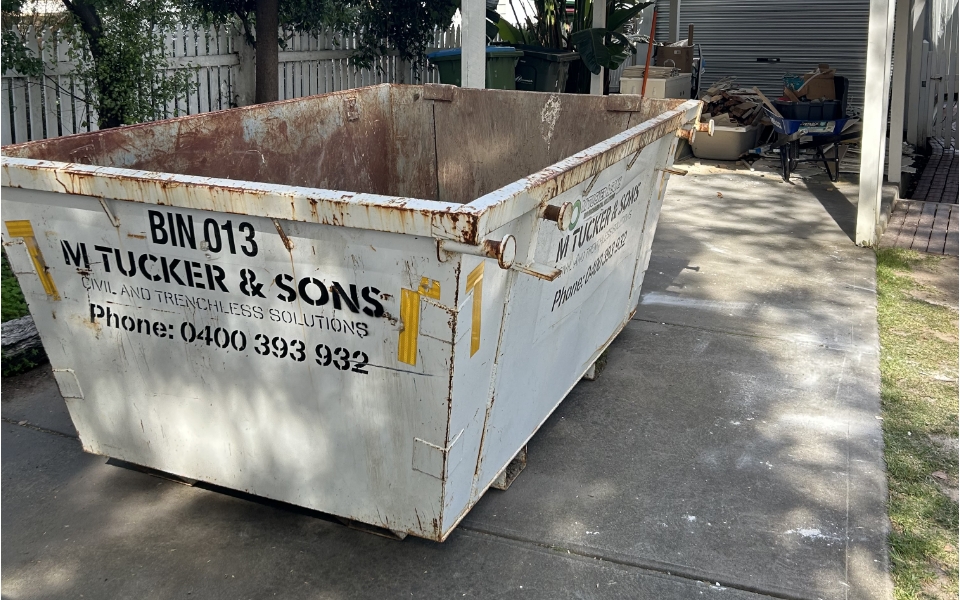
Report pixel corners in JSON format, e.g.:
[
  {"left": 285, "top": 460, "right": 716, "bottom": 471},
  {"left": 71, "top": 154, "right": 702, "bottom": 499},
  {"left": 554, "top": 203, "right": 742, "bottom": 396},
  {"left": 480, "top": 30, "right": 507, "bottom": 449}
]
[{"left": 52, "top": 369, "right": 83, "bottom": 400}]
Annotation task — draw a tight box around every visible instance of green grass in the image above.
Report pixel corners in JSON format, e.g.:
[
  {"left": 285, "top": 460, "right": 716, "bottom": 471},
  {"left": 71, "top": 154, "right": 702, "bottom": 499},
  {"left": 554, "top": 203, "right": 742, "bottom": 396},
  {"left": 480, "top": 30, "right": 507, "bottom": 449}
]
[
  {"left": 2, "top": 250, "right": 30, "bottom": 323},
  {"left": 877, "top": 247, "right": 959, "bottom": 600}
]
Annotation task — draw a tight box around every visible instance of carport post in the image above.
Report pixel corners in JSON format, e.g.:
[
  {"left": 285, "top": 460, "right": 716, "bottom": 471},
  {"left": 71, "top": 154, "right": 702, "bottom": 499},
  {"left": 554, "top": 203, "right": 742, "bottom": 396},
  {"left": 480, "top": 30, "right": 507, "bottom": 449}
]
[
  {"left": 590, "top": 0, "right": 607, "bottom": 95},
  {"left": 887, "top": 0, "right": 911, "bottom": 183},
  {"left": 856, "top": 0, "right": 897, "bottom": 246},
  {"left": 668, "top": 0, "right": 681, "bottom": 43},
  {"left": 462, "top": 0, "right": 486, "bottom": 89}
]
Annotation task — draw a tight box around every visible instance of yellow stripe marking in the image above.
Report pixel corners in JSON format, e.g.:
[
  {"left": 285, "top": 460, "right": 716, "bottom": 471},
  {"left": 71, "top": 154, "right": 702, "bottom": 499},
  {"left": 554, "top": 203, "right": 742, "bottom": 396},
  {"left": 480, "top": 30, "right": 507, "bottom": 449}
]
[
  {"left": 398, "top": 288, "right": 421, "bottom": 365},
  {"left": 398, "top": 278, "right": 442, "bottom": 366},
  {"left": 419, "top": 277, "right": 441, "bottom": 299},
  {"left": 466, "top": 263, "right": 483, "bottom": 357},
  {"left": 4, "top": 220, "right": 60, "bottom": 300}
]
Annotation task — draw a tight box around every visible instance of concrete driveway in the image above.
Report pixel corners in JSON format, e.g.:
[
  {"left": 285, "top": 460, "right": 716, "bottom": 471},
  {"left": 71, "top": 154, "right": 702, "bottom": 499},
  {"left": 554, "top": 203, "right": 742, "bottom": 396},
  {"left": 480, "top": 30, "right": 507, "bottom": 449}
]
[{"left": 1, "top": 159, "right": 892, "bottom": 600}]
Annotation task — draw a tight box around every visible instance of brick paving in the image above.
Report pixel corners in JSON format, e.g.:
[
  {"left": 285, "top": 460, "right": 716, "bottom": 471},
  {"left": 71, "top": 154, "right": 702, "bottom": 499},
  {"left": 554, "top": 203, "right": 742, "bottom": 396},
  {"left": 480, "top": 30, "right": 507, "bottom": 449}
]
[
  {"left": 881, "top": 200, "right": 959, "bottom": 256},
  {"left": 882, "top": 138, "right": 959, "bottom": 256},
  {"left": 910, "top": 138, "right": 959, "bottom": 204}
]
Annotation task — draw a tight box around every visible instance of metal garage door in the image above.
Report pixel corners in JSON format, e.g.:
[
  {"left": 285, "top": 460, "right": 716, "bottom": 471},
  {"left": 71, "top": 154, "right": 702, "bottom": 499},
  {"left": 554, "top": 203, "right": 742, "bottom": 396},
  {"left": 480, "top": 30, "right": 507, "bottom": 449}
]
[{"left": 655, "top": 0, "right": 870, "bottom": 110}]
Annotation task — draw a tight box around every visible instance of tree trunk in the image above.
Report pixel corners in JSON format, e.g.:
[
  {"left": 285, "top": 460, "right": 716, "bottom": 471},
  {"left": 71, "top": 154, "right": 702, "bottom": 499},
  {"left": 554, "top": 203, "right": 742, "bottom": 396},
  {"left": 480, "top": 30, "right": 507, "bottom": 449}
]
[
  {"left": 255, "top": 0, "right": 279, "bottom": 104},
  {"left": 62, "top": 0, "right": 124, "bottom": 128}
]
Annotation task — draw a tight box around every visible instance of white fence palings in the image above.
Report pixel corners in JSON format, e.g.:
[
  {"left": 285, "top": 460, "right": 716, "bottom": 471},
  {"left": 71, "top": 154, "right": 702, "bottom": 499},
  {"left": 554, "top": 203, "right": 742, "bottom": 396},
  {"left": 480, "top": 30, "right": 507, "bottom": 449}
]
[
  {"left": 16, "top": 19, "right": 950, "bottom": 148},
  {"left": 2, "top": 79, "right": 13, "bottom": 145},
  {"left": 3, "top": 23, "right": 459, "bottom": 144},
  {"left": 926, "top": 45, "right": 959, "bottom": 148},
  {"left": 916, "top": 1, "right": 959, "bottom": 150},
  {"left": 11, "top": 76, "right": 28, "bottom": 142}
]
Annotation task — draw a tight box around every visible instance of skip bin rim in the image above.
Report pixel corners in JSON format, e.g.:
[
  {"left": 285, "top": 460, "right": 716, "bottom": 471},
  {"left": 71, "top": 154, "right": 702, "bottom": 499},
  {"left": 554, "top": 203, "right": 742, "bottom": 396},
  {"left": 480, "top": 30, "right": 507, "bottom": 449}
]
[{"left": 0, "top": 85, "right": 701, "bottom": 245}]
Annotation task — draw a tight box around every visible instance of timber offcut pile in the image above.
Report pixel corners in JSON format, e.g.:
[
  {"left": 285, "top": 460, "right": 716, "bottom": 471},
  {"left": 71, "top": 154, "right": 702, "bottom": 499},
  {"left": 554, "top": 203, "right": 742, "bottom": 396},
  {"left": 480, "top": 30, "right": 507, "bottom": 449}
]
[
  {"left": 699, "top": 77, "right": 766, "bottom": 126},
  {"left": 1, "top": 315, "right": 47, "bottom": 376}
]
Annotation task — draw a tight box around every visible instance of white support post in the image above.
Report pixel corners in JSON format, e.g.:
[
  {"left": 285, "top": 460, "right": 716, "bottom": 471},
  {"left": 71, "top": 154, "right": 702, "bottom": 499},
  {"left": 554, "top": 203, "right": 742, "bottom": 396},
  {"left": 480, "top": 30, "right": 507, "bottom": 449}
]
[
  {"left": 856, "top": 0, "right": 897, "bottom": 246},
  {"left": 590, "top": 0, "right": 607, "bottom": 95},
  {"left": 888, "top": 0, "right": 911, "bottom": 183},
  {"left": 668, "top": 0, "right": 681, "bottom": 43},
  {"left": 461, "top": 0, "right": 486, "bottom": 89},
  {"left": 905, "top": 0, "right": 926, "bottom": 145}
]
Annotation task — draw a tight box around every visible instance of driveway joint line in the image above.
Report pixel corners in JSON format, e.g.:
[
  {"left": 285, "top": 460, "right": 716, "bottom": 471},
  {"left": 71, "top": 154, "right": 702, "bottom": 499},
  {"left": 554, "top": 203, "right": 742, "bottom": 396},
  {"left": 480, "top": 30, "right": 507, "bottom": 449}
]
[
  {"left": 2, "top": 416, "right": 78, "bottom": 439},
  {"left": 459, "top": 523, "right": 823, "bottom": 600},
  {"left": 631, "top": 316, "right": 878, "bottom": 355}
]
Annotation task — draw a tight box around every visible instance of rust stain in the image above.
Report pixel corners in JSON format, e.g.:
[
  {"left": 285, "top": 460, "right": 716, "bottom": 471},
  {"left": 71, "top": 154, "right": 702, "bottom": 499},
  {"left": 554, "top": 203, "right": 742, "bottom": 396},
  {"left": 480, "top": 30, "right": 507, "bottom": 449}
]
[
  {"left": 480, "top": 239, "right": 497, "bottom": 253},
  {"left": 272, "top": 219, "right": 294, "bottom": 250}
]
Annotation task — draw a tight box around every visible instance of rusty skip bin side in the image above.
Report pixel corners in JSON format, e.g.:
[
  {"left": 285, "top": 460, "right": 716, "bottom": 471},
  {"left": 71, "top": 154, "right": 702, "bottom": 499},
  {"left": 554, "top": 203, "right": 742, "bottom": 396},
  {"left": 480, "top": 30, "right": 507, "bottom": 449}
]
[{"left": 2, "top": 85, "right": 701, "bottom": 246}]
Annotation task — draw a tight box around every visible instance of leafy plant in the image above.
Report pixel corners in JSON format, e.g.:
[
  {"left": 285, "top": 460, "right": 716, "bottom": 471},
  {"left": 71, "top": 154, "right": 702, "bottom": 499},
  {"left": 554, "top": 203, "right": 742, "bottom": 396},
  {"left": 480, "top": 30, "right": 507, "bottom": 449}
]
[
  {"left": 570, "top": 27, "right": 633, "bottom": 74},
  {"left": 3, "top": 0, "right": 198, "bottom": 129},
  {"left": 63, "top": 0, "right": 199, "bottom": 128},
  {"left": 1, "top": 0, "right": 44, "bottom": 76},
  {"left": 192, "top": 0, "right": 459, "bottom": 100},
  {"left": 493, "top": 0, "right": 650, "bottom": 73},
  {"left": 342, "top": 0, "right": 459, "bottom": 73},
  {"left": 1, "top": 250, "right": 29, "bottom": 324}
]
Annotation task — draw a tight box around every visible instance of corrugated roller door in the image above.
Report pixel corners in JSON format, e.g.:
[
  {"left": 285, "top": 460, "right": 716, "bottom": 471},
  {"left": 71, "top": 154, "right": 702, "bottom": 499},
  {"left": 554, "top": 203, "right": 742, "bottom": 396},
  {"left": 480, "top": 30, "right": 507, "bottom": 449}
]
[{"left": 655, "top": 0, "right": 869, "bottom": 110}]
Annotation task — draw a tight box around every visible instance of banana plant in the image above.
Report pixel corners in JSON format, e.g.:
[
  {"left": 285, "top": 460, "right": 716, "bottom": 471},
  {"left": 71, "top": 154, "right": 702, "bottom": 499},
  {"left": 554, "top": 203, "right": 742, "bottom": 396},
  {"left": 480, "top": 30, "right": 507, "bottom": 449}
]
[
  {"left": 492, "top": 0, "right": 651, "bottom": 73},
  {"left": 570, "top": 0, "right": 652, "bottom": 74}
]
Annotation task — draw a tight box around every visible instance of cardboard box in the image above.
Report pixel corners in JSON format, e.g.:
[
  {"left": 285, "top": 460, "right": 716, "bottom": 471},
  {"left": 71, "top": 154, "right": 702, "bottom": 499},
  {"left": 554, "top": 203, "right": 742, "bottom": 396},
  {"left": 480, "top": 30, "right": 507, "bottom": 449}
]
[
  {"left": 798, "top": 64, "right": 837, "bottom": 100},
  {"left": 655, "top": 46, "right": 694, "bottom": 72}
]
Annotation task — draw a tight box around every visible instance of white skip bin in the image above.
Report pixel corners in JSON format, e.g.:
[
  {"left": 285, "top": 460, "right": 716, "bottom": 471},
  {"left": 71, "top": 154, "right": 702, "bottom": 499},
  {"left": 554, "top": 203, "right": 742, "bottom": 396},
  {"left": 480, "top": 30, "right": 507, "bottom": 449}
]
[{"left": 1, "top": 84, "right": 703, "bottom": 541}]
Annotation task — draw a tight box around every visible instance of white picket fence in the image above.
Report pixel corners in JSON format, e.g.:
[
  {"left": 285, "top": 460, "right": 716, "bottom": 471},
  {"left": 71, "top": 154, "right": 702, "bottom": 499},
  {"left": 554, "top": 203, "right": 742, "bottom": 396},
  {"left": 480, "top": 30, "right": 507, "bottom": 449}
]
[
  {"left": 2, "top": 23, "right": 461, "bottom": 145},
  {"left": 921, "top": 37, "right": 959, "bottom": 149},
  {"left": 926, "top": 61, "right": 959, "bottom": 150}
]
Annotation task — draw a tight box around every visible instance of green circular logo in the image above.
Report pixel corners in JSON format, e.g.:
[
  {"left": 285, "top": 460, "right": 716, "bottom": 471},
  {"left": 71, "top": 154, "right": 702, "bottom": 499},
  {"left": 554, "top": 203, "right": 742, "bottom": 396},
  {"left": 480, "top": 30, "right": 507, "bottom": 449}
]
[{"left": 567, "top": 199, "right": 581, "bottom": 231}]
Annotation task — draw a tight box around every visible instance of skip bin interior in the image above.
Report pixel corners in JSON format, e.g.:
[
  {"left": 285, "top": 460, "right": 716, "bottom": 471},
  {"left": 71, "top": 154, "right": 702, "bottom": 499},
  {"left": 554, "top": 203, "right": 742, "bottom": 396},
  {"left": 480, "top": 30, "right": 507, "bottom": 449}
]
[{"left": 3, "top": 85, "right": 688, "bottom": 205}]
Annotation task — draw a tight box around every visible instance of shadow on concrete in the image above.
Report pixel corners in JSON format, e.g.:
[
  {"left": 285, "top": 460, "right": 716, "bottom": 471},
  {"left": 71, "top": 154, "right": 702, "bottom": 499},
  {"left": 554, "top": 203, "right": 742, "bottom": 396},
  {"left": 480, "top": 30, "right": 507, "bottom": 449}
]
[
  {"left": 459, "top": 159, "right": 889, "bottom": 600},
  {"left": 806, "top": 182, "right": 859, "bottom": 244}
]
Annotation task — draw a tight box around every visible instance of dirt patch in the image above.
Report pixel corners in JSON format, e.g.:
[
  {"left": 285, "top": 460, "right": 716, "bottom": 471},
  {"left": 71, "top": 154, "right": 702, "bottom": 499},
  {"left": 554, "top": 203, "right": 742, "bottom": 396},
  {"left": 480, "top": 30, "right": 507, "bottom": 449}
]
[
  {"left": 908, "top": 256, "right": 960, "bottom": 310},
  {"left": 929, "top": 434, "right": 960, "bottom": 456},
  {"left": 922, "top": 562, "right": 957, "bottom": 600},
  {"left": 935, "top": 481, "right": 959, "bottom": 504},
  {"left": 1, "top": 362, "right": 55, "bottom": 400}
]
